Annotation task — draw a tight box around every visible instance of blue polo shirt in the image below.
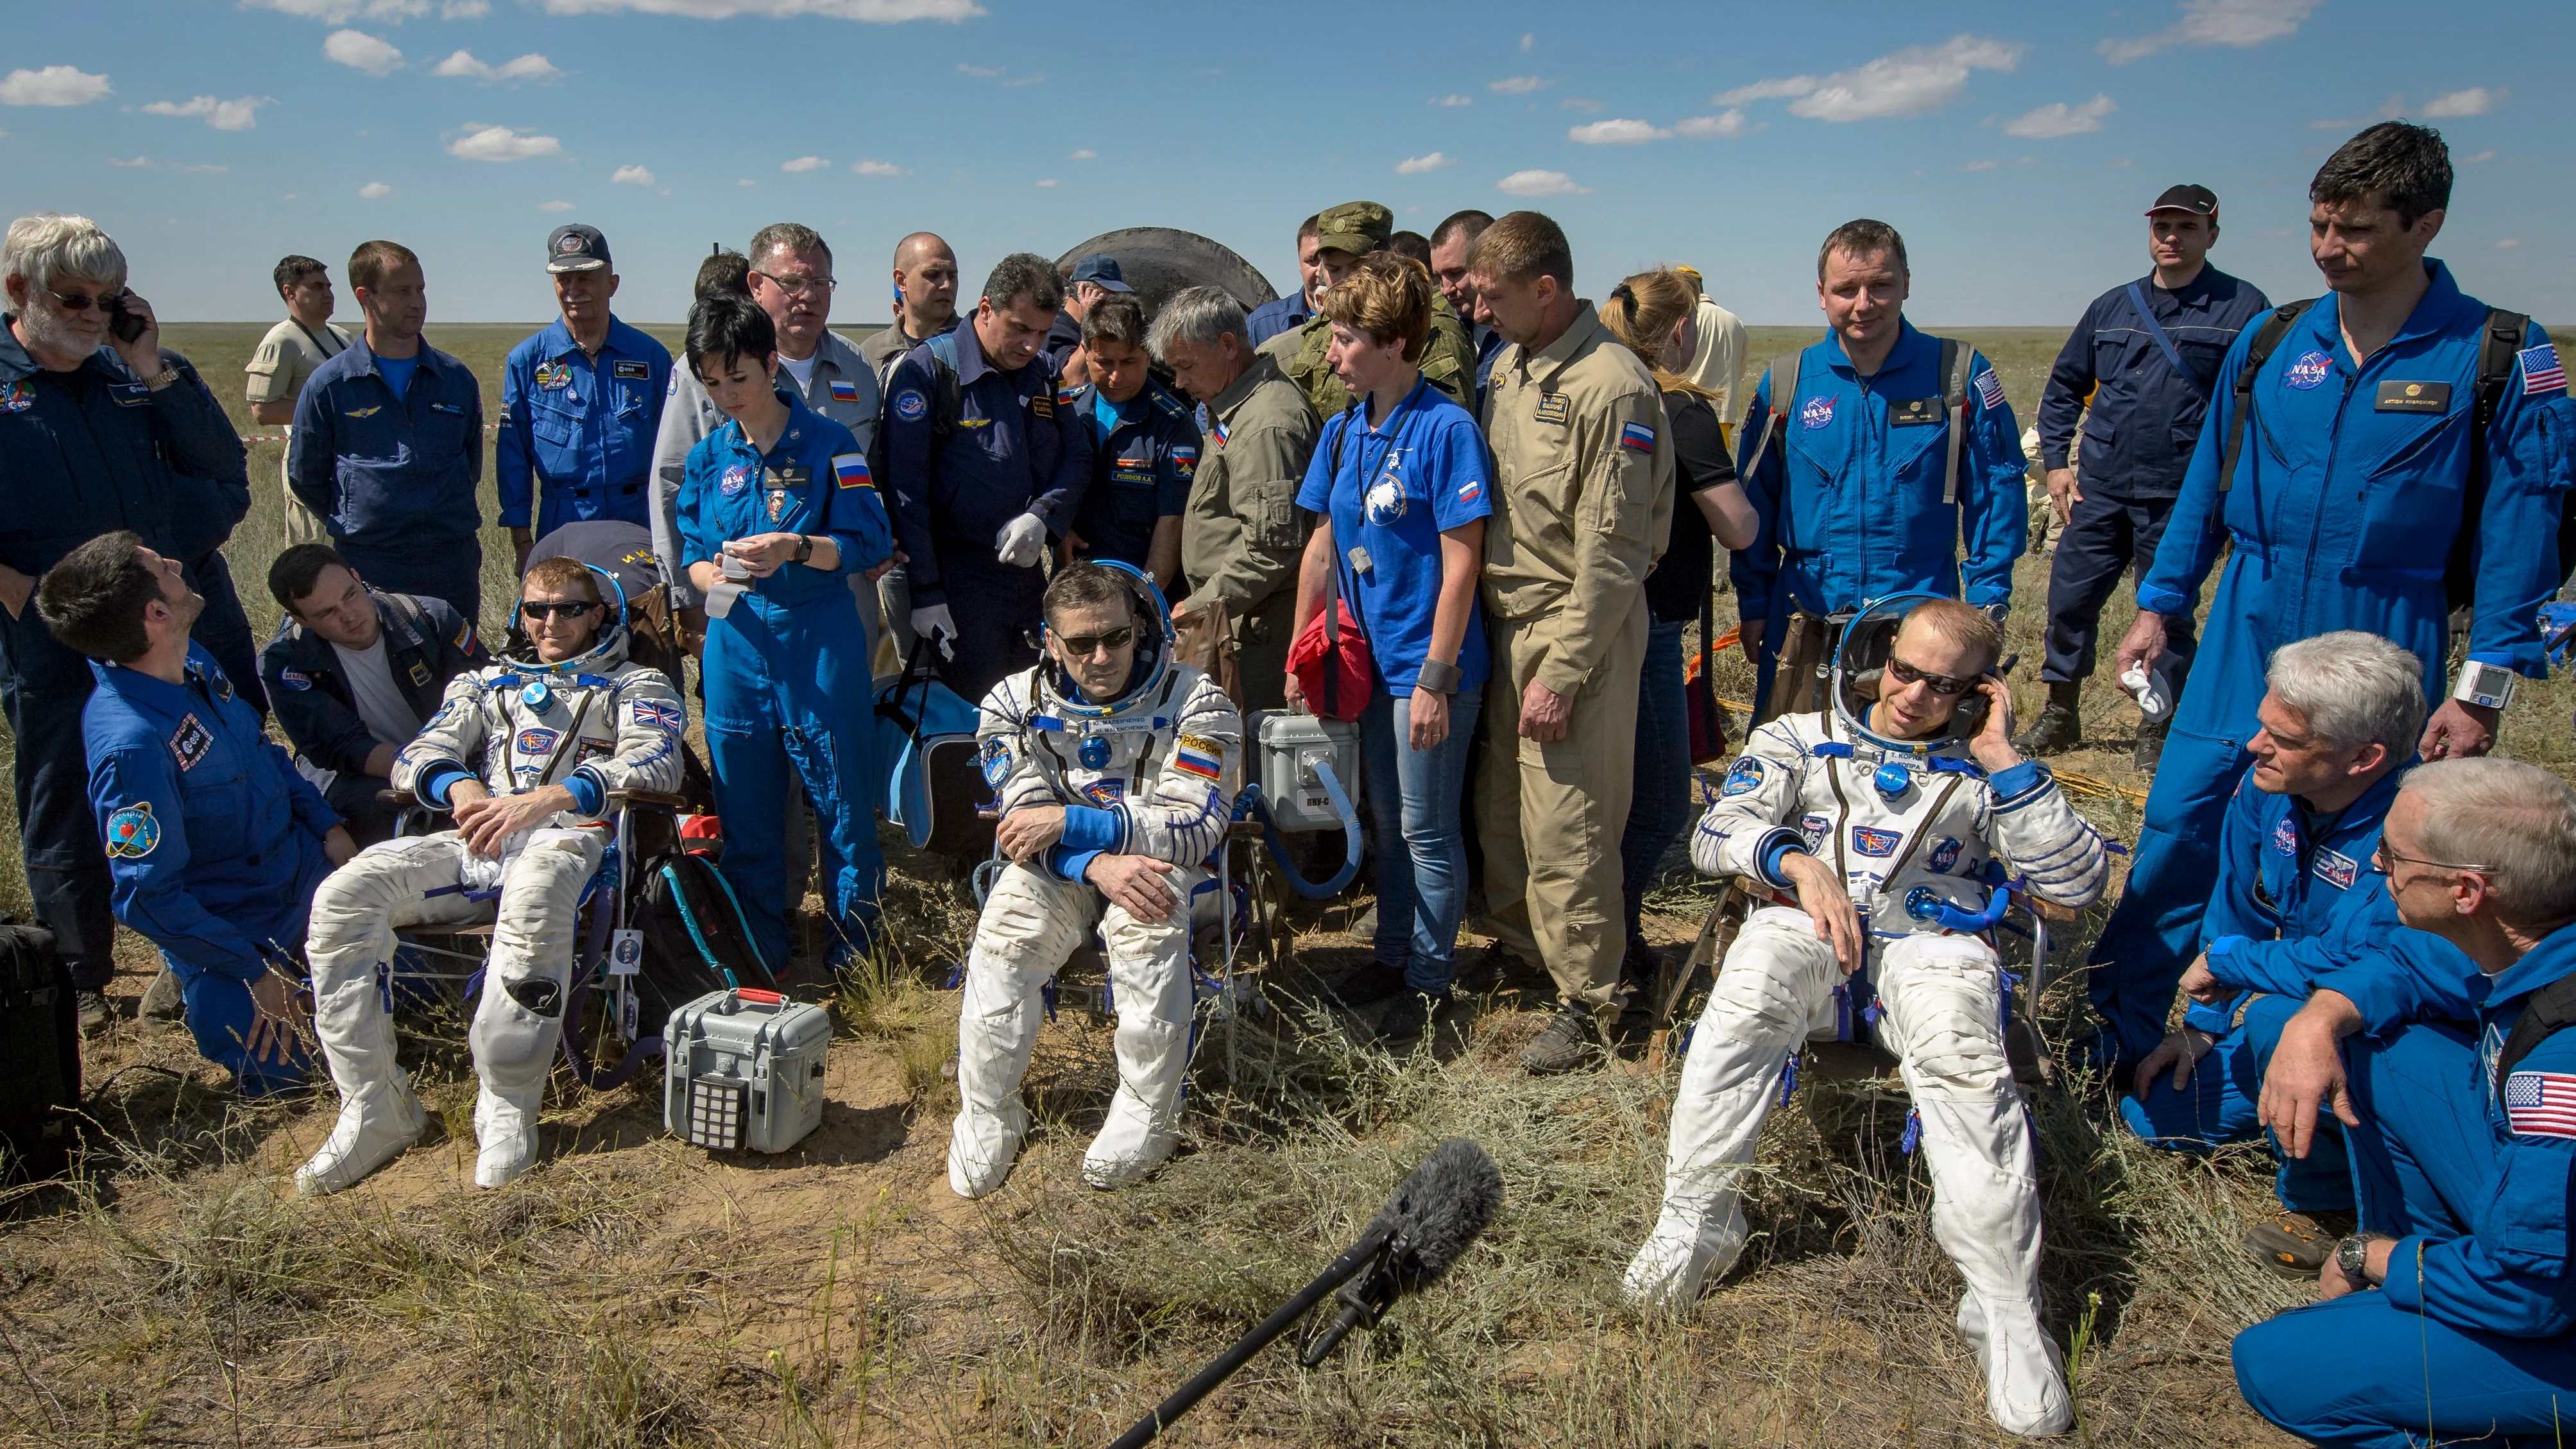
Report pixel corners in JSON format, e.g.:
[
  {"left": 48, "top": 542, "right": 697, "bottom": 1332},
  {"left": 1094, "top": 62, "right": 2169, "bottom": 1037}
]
[
  {"left": 496, "top": 314, "right": 674, "bottom": 536},
  {"left": 1295, "top": 379, "right": 1490, "bottom": 695}
]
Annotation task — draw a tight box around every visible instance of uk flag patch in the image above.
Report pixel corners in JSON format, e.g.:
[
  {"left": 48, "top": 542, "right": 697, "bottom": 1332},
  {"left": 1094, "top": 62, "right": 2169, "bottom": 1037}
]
[
  {"left": 2523, "top": 345, "right": 2568, "bottom": 398},
  {"left": 629, "top": 699, "right": 684, "bottom": 733},
  {"left": 2506, "top": 1070, "right": 2576, "bottom": 1139}
]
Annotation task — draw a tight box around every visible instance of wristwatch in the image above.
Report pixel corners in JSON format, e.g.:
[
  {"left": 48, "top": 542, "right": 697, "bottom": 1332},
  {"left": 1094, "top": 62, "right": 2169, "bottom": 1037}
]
[
  {"left": 141, "top": 366, "right": 180, "bottom": 391},
  {"left": 2335, "top": 1233, "right": 2378, "bottom": 1283},
  {"left": 792, "top": 535, "right": 814, "bottom": 565}
]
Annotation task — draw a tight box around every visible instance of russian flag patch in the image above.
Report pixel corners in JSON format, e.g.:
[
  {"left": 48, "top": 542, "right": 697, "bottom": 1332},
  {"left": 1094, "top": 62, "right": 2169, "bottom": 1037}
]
[
  {"left": 1173, "top": 735, "right": 1224, "bottom": 780},
  {"left": 828, "top": 379, "right": 861, "bottom": 404},
  {"left": 2523, "top": 345, "right": 2567, "bottom": 398},
  {"left": 832, "top": 452, "right": 874, "bottom": 490},
  {"left": 1619, "top": 421, "right": 1655, "bottom": 453},
  {"left": 1210, "top": 417, "right": 1229, "bottom": 446},
  {"left": 1457, "top": 479, "right": 1483, "bottom": 504}
]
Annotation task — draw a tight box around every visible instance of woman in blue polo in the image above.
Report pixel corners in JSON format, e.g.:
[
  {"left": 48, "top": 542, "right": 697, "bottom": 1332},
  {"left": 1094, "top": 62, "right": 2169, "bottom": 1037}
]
[{"left": 1288, "top": 253, "right": 1490, "bottom": 1036}]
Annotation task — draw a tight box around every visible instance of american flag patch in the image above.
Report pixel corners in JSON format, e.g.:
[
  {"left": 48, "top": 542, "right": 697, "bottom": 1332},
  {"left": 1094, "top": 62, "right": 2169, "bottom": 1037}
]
[
  {"left": 1173, "top": 740, "right": 1224, "bottom": 780},
  {"left": 828, "top": 379, "right": 861, "bottom": 404},
  {"left": 832, "top": 452, "right": 874, "bottom": 490},
  {"left": 2505, "top": 1070, "right": 2576, "bottom": 1139},
  {"left": 1973, "top": 368, "right": 2006, "bottom": 411},
  {"left": 2523, "top": 345, "right": 2567, "bottom": 397},
  {"left": 1620, "top": 421, "right": 1655, "bottom": 453}
]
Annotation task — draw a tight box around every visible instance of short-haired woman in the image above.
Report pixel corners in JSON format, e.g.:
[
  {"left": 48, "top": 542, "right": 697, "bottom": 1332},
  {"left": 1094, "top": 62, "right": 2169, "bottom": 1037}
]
[
  {"left": 1600, "top": 268, "right": 1757, "bottom": 974},
  {"left": 676, "top": 294, "right": 895, "bottom": 972},
  {"left": 1287, "top": 254, "right": 1490, "bottom": 1040}
]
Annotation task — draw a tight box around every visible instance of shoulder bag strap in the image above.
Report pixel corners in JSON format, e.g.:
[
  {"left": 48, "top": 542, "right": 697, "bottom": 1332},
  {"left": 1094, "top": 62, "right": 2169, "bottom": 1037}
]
[{"left": 2124, "top": 281, "right": 2208, "bottom": 397}]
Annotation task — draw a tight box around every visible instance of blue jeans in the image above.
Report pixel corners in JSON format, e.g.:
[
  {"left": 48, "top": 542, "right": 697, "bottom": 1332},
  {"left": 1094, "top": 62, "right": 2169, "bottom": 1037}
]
[
  {"left": 1360, "top": 687, "right": 1481, "bottom": 993},
  {"left": 1620, "top": 617, "right": 1693, "bottom": 949}
]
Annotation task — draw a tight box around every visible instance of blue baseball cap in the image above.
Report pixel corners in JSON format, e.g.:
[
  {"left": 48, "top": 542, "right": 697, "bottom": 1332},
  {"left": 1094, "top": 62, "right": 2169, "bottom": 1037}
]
[{"left": 1067, "top": 253, "right": 1133, "bottom": 293}]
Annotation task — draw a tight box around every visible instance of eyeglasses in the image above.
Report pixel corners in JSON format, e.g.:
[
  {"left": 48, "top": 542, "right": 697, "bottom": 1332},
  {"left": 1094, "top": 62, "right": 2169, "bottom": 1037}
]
[
  {"left": 1055, "top": 626, "right": 1135, "bottom": 659},
  {"left": 47, "top": 288, "right": 123, "bottom": 313},
  {"left": 753, "top": 271, "right": 836, "bottom": 297},
  {"left": 2371, "top": 841, "right": 2493, "bottom": 877},
  {"left": 520, "top": 600, "right": 599, "bottom": 621},
  {"left": 1886, "top": 657, "right": 1976, "bottom": 697}
]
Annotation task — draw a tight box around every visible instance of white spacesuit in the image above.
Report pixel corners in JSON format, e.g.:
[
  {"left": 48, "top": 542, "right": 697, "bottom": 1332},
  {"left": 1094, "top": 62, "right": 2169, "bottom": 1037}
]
[
  {"left": 1624, "top": 597, "right": 2108, "bottom": 1437},
  {"left": 948, "top": 565, "right": 1240, "bottom": 1200},
  {"left": 297, "top": 572, "right": 685, "bottom": 1195}
]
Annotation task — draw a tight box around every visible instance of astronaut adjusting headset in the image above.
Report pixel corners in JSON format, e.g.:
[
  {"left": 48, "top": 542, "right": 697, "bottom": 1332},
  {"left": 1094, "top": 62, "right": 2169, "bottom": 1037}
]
[{"left": 1829, "top": 592, "right": 1999, "bottom": 805}]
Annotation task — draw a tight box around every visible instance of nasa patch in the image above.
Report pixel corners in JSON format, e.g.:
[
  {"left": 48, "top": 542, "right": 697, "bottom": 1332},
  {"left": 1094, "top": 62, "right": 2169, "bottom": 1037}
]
[
  {"left": 515, "top": 726, "right": 561, "bottom": 757},
  {"left": 104, "top": 802, "right": 160, "bottom": 859},
  {"left": 2314, "top": 847, "right": 2360, "bottom": 891},
  {"left": 1852, "top": 825, "right": 1900, "bottom": 857},
  {"left": 2273, "top": 818, "right": 2299, "bottom": 855},
  {"left": 1928, "top": 836, "right": 1963, "bottom": 875},
  {"left": 2284, "top": 350, "right": 2334, "bottom": 391},
  {"left": 893, "top": 388, "right": 928, "bottom": 424},
  {"left": 719, "top": 464, "right": 753, "bottom": 497},
  {"left": 1799, "top": 394, "right": 1834, "bottom": 430},
  {"left": 278, "top": 669, "right": 312, "bottom": 692},
  {"left": 1721, "top": 757, "right": 1766, "bottom": 796}
]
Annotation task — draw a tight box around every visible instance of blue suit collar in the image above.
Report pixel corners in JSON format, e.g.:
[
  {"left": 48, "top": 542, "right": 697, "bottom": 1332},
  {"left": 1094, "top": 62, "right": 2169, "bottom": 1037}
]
[
  {"left": 2484, "top": 922, "right": 2576, "bottom": 1013},
  {"left": 533, "top": 313, "right": 644, "bottom": 362},
  {"left": 1816, "top": 316, "right": 1930, "bottom": 379},
  {"left": 341, "top": 330, "right": 447, "bottom": 383},
  {"left": 719, "top": 386, "right": 825, "bottom": 459},
  {"left": 2303, "top": 259, "right": 2472, "bottom": 357},
  {"left": 950, "top": 316, "right": 997, "bottom": 387}
]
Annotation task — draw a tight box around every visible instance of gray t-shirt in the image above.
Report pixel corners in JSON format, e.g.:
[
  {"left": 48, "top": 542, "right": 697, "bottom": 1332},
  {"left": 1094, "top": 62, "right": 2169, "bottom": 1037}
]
[{"left": 330, "top": 635, "right": 423, "bottom": 749}]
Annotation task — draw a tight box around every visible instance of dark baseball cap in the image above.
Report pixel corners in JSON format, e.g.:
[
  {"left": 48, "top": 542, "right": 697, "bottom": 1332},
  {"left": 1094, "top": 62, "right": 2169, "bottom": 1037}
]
[
  {"left": 545, "top": 223, "right": 611, "bottom": 273},
  {"left": 2146, "top": 184, "right": 2219, "bottom": 218},
  {"left": 1067, "top": 253, "right": 1133, "bottom": 293},
  {"left": 1317, "top": 201, "right": 1394, "bottom": 256}
]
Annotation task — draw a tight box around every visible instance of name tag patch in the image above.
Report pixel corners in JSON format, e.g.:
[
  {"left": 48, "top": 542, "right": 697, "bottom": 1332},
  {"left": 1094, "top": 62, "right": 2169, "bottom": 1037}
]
[
  {"left": 110, "top": 382, "right": 151, "bottom": 407},
  {"left": 2374, "top": 380, "right": 2450, "bottom": 414},
  {"left": 1533, "top": 392, "right": 1570, "bottom": 424},
  {"left": 1890, "top": 397, "right": 1943, "bottom": 427},
  {"left": 408, "top": 658, "right": 432, "bottom": 687},
  {"left": 1029, "top": 391, "right": 1053, "bottom": 418},
  {"left": 167, "top": 714, "right": 214, "bottom": 771},
  {"left": 613, "top": 360, "right": 651, "bottom": 381}
]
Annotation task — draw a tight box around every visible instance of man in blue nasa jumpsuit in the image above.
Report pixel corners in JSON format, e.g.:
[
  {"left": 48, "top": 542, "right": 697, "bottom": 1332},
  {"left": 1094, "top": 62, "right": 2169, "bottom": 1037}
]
[
  {"left": 2233, "top": 759, "right": 2576, "bottom": 1448},
  {"left": 2091, "top": 123, "right": 2575, "bottom": 1069},
  {"left": 0, "top": 214, "right": 261, "bottom": 1024},
  {"left": 495, "top": 225, "right": 672, "bottom": 572},
  {"left": 39, "top": 533, "right": 354, "bottom": 1093},
  {"left": 882, "top": 252, "right": 1094, "bottom": 700},
  {"left": 1730, "top": 218, "right": 2028, "bottom": 717},
  {"left": 2121, "top": 631, "right": 2426, "bottom": 1263}
]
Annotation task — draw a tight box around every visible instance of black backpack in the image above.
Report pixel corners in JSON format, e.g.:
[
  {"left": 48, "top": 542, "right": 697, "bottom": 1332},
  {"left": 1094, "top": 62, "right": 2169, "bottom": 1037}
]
[
  {"left": 0, "top": 920, "right": 78, "bottom": 1184},
  {"left": 2216, "top": 302, "right": 2562, "bottom": 610},
  {"left": 631, "top": 851, "right": 777, "bottom": 1036}
]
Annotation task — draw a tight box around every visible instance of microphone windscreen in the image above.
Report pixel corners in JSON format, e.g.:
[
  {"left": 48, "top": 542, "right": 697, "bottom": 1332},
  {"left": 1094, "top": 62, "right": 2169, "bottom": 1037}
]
[{"left": 1361, "top": 1138, "right": 1503, "bottom": 1291}]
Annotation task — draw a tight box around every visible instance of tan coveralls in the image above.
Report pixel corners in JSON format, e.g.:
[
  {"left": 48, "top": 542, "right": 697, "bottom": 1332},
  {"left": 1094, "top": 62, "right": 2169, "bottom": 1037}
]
[{"left": 1180, "top": 352, "right": 1319, "bottom": 712}]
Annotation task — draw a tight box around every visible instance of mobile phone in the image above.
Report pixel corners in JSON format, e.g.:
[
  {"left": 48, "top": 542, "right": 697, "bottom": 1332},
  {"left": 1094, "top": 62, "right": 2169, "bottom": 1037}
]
[{"left": 105, "top": 293, "right": 148, "bottom": 344}]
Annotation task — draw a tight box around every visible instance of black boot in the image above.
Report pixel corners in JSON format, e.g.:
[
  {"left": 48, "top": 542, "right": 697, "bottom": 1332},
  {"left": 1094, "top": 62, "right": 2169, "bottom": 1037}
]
[
  {"left": 2134, "top": 714, "right": 2169, "bottom": 773},
  {"left": 2013, "top": 682, "right": 2084, "bottom": 757}
]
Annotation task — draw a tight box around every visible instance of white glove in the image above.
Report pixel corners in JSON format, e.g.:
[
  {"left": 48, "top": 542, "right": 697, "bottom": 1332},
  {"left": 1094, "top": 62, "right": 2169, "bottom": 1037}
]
[
  {"left": 994, "top": 511, "right": 1048, "bottom": 569},
  {"left": 911, "top": 603, "right": 957, "bottom": 660}
]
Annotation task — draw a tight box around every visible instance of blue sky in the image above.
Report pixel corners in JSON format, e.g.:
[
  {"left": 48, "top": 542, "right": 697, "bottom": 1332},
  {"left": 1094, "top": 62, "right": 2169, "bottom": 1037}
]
[{"left": 3, "top": 0, "right": 2564, "bottom": 326}]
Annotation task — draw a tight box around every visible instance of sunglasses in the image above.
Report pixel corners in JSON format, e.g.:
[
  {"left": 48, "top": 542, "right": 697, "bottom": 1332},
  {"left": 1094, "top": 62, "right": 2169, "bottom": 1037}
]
[
  {"left": 520, "top": 599, "right": 599, "bottom": 621},
  {"left": 1886, "top": 657, "right": 1977, "bottom": 697},
  {"left": 1055, "top": 626, "right": 1135, "bottom": 658},
  {"left": 48, "top": 288, "right": 124, "bottom": 313}
]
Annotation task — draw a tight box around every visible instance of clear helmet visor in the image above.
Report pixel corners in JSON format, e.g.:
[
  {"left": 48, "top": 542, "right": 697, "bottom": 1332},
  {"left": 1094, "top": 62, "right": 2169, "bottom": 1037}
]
[
  {"left": 1036, "top": 559, "right": 1176, "bottom": 716},
  {"left": 1830, "top": 592, "right": 1979, "bottom": 753}
]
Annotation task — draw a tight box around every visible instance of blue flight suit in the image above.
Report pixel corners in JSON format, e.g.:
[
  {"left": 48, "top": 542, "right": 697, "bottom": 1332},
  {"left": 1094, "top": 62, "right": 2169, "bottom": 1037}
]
[
  {"left": 2233, "top": 925, "right": 2576, "bottom": 1448},
  {"left": 2120, "top": 764, "right": 2409, "bottom": 1210},
  {"left": 1066, "top": 379, "right": 1199, "bottom": 580},
  {"left": 84, "top": 645, "right": 338, "bottom": 1095},
  {"left": 881, "top": 324, "right": 1093, "bottom": 699},
  {"left": 289, "top": 334, "right": 488, "bottom": 624},
  {"left": 2034, "top": 266, "right": 2271, "bottom": 697},
  {"left": 678, "top": 388, "right": 894, "bottom": 970},
  {"left": 2088, "top": 261, "right": 2575, "bottom": 1065},
  {"left": 495, "top": 316, "right": 672, "bottom": 539},
  {"left": 1729, "top": 320, "right": 2029, "bottom": 710},
  {"left": 0, "top": 323, "right": 254, "bottom": 991},
  {"left": 1243, "top": 292, "right": 1311, "bottom": 348}
]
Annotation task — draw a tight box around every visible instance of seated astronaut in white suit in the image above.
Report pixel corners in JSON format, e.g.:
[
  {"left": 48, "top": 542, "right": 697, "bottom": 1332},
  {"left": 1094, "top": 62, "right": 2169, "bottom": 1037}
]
[
  {"left": 949, "top": 560, "right": 1240, "bottom": 1200},
  {"left": 1625, "top": 595, "right": 2108, "bottom": 1437},
  {"left": 296, "top": 556, "right": 685, "bottom": 1196}
]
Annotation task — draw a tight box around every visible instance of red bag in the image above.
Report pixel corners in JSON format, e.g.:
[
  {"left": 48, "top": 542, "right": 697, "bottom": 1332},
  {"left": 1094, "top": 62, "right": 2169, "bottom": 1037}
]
[
  {"left": 1684, "top": 597, "right": 1734, "bottom": 765},
  {"left": 1287, "top": 565, "right": 1374, "bottom": 723}
]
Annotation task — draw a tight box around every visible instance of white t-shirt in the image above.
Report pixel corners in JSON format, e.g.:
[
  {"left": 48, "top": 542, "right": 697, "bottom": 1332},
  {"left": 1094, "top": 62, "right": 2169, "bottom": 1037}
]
[
  {"left": 778, "top": 351, "right": 819, "bottom": 394},
  {"left": 331, "top": 635, "right": 423, "bottom": 748}
]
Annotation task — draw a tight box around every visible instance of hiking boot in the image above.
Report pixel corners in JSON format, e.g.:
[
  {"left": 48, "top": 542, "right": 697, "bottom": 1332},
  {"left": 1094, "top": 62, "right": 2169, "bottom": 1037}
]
[
  {"left": 75, "top": 989, "right": 112, "bottom": 1035},
  {"left": 1453, "top": 946, "right": 1534, "bottom": 996},
  {"left": 139, "top": 965, "right": 185, "bottom": 1024},
  {"left": 2243, "top": 1208, "right": 2355, "bottom": 1279},
  {"left": 1376, "top": 989, "right": 1448, "bottom": 1047},
  {"left": 1331, "top": 959, "right": 1408, "bottom": 1009},
  {"left": 2013, "top": 699, "right": 2083, "bottom": 758},
  {"left": 2133, "top": 716, "right": 2169, "bottom": 773},
  {"left": 1518, "top": 1002, "right": 1599, "bottom": 1075}
]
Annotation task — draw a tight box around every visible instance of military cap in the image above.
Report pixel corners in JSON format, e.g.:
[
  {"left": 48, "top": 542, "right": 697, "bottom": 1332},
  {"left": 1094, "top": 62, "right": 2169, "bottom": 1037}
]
[{"left": 1316, "top": 201, "right": 1394, "bottom": 257}]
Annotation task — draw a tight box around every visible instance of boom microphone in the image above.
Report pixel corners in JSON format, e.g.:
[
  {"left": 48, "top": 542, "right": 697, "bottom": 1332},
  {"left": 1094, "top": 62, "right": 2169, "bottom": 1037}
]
[{"left": 1105, "top": 1138, "right": 1503, "bottom": 1449}]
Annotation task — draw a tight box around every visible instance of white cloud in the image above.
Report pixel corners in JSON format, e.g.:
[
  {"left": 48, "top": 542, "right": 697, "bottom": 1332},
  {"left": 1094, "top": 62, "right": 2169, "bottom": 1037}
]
[
  {"left": 1569, "top": 117, "right": 1666, "bottom": 144},
  {"left": 611, "top": 163, "right": 654, "bottom": 184},
  {"left": 447, "top": 123, "right": 561, "bottom": 160},
  {"left": 538, "top": 199, "right": 574, "bottom": 210},
  {"left": 1673, "top": 110, "right": 1748, "bottom": 139},
  {"left": 442, "top": 0, "right": 491, "bottom": 14},
  {"left": 1395, "top": 151, "right": 1454, "bottom": 175},
  {"left": 431, "top": 49, "right": 563, "bottom": 82},
  {"left": 108, "top": 155, "right": 150, "bottom": 167},
  {"left": 2002, "top": 92, "right": 2116, "bottom": 138},
  {"left": 1035, "top": 177, "right": 1057, "bottom": 188},
  {"left": 781, "top": 155, "right": 828, "bottom": 172},
  {"left": 1960, "top": 159, "right": 2002, "bottom": 172},
  {"left": 1496, "top": 169, "right": 1588, "bottom": 197},
  {"left": 957, "top": 62, "right": 1000, "bottom": 76},
  {"left": 1712, "top": 76, "right": 1818, "bottom": 106},
  {"left": 323, "top": 30, "right": 405, "bottom": 74},
  {"left": 737, "top": 177, "right": 755, "bottom": 186},
  {"left": 850, "top": 159, "right": 908, "bottom": 175},
  {"left": 1430, "top": 94, "right": 1472, "bottom": 107},
  {"left": 535, "top": 0, "right": 982, "bottom": 16},
  {"left": 2308, "top": 93, "right": 2406, "bottom": 132},
  {"left": 1519, "top": 32, "right": 1533, "bottom": 51},
  {"left": 1068, "top": 148, "right": 1096, "bottom": 160},
  {"left": 1000, "top": 73, "right": 1042, "bottom": 87},
  {"left": 0, "top": 66, "right": 112, "bottom": 107},
  {"left": 2101, "top": 0, "right": 2317, "bottom": 64},
  {"left": 2462, "top": 149, "right": 2497, "bottom": 164},
  {"left": 1489, "top": 75, "right": 1551, "bottom": 95},
  {"left": 246, "top": 0, "right": 430, "bottom": 21},
  {"left": 1786, "top": 35, "right": 2025, "bottom": 121},
  {"left": 142, "top": 94, "right": 273, "bottom": 130},
  {"left": 2496, "top": 238, "right": 2522, "bottom": 249},
  {"left": 178, "top": 162, "right": 228, "bottom": 173},
  {"left": 2425, "top": 86, "right": 2504, "bottom": 117},
  {"left": 1559, "top": 97, "right": 1603, "bottom": 112},
  {"left": 359, "top": 180, "right": 395, "bottom": 197}
]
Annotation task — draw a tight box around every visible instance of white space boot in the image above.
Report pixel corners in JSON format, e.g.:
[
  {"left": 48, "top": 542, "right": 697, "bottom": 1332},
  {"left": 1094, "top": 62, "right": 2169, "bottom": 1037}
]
[
  {"left": 295, "top": 1075, "right": 426, "bottom": 1196},
  {"left": 1958, "top": 1291, "right": 2073, "bottom": 1437},
  {"left": 1622, "top": 1194, "right": 1748, "bottom": 1311},
  {"left": 472, "top": 1085, "right": 542, "bottom": 1189},
  {"left": 948, "top": 1098, "right": 1030, "bottom": 1199}
]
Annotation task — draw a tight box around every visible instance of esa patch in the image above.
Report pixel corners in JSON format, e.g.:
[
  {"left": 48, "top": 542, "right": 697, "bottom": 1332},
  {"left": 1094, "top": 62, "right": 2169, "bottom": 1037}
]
[
  {"left": 2523, "top": 345, "right": 2568, "bottom": 397},
  {"left": 719, "top": 464, "right": 753, "bottom": 497},
  {"left": 1799, "top": 394, "right": 1834, "bottom": 430},
  {"left": 978, "top": 737, "right": 1014, "bottom": 787},
  {"left": 103, "top": 802, "right": 160, "bottom": 859},
  {"left": 1080, "top": 778, "right": 1126, "bottom": 806},
  {"left": 1852, "top": 825, "right": 1900, "bottom": 857},
  {"left": 1619, "top": 420, "right": 1656, "bottom": 453},
  {"left": 277, "top": 669, "right": 312, "bottom": 692},
  {"left": 832, "top": 452, "right": 874, "bottom": 490},
  {"left": 1533, "top": 392, "right": 1571, "bottom": 425},
  {"left": 0, "top": 379, "right": 33, "bottom": 413},
  {"left": 2273, "top": 818, "right": 2299, "bottom": 855},
  {"left": 1721, "top": 757, "right": 1766, "bottom": 796},
  {"left": 2284, "top": 350, "right": 2334, "bottom": 391},
  {"left": 1174, "top": 735, "right": 1225, "bottom": 780},
  {"left": 893, "top": 389, "right": 928, "bottom": 424},
  {"left": 1928, "top": 836, "right": 1963, "bottom": 874},
  {"left": 515, "top": 726, "right": 561, "bottom": 757},
  {"left": 2313, "top": 847, "right": 2360, "bottom": 891},
  {"left": 166, "top": 714, "right": 214, "bottom": 771},
  {"left": 614, "top": 360, "right": 651, "bottom": 381}
]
